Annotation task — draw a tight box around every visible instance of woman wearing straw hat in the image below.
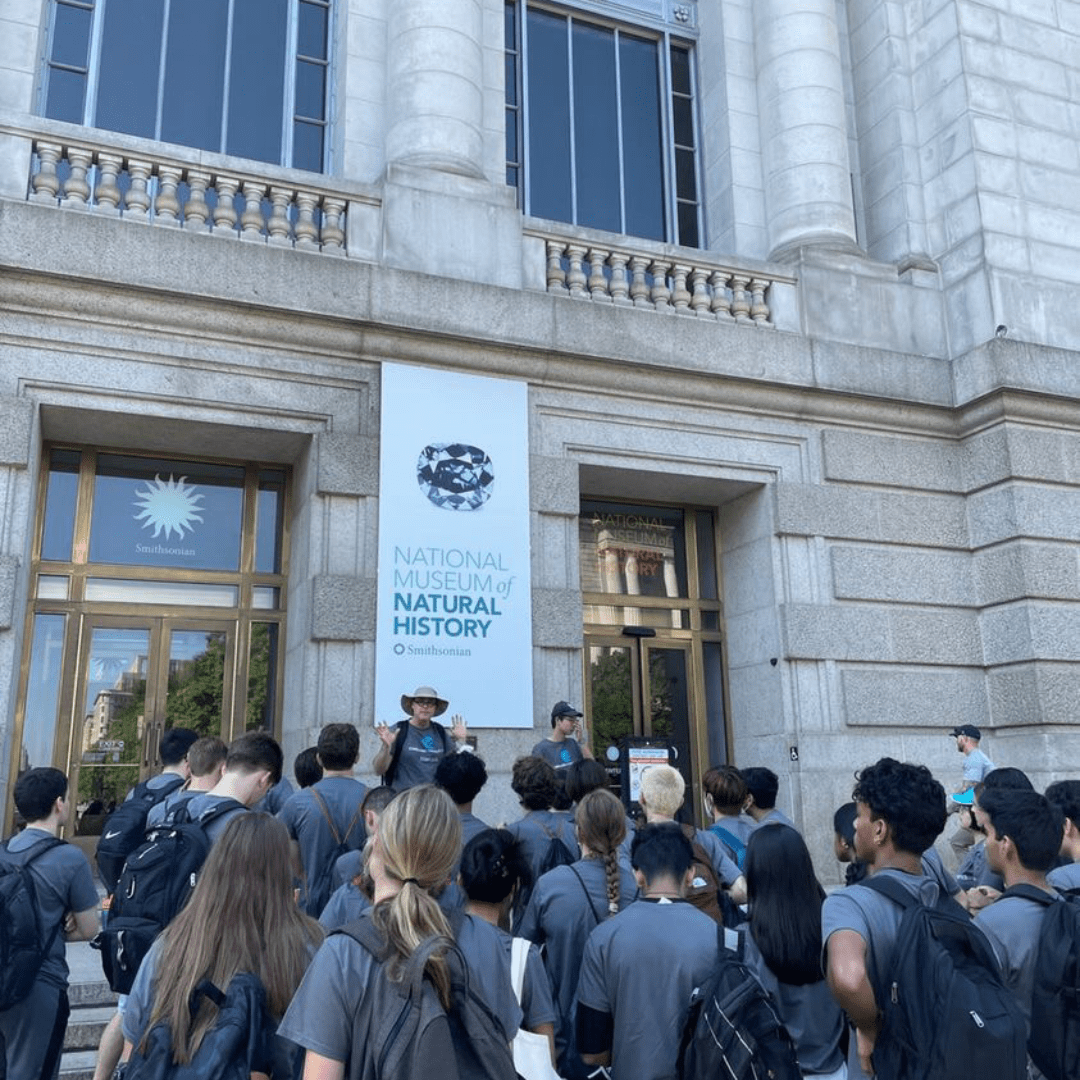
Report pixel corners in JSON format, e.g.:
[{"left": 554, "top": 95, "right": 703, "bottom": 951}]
[{"left": 373, "top": 685, "right": 468, "bottom": 791}]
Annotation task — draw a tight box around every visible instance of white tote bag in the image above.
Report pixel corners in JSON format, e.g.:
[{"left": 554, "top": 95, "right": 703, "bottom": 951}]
[{"left": 510, "top": 937, "right": 563, "bottom": 1080}]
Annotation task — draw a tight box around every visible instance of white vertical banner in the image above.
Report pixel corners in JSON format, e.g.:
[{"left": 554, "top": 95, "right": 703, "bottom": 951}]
[{"left": 375, "top": 363, "right": 534, "bottom": 728}]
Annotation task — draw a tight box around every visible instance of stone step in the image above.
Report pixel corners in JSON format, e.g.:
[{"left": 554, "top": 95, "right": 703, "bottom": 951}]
[
  {"left": 59, "top": 1049, "right": 97, "bottom": 1080},
  {"left": 64, "top": 1004, "right": 115, "bottom": 1051}
]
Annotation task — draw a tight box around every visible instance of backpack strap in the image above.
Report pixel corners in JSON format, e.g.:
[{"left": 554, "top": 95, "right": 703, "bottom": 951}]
[
  {"left": 708, "top": 823, "right": 746, "bottom": 865},
  {"left": 311, "top": 789, "right": 343, "bottom": 845},
  {"left": 382, "top": 721, "right": 410, "bottom": 788},
  {"left": 1001, "top": 883, "right": 1058, "bottom": 906},
  {"left": 568, "top": 863, "right": 604, "bottom": 925},
  {"left": 196, "top": 798, "right": 246, "bottom": 828},
  {"left": 860, "top": 873, "right": 922, "bottom": 910}
]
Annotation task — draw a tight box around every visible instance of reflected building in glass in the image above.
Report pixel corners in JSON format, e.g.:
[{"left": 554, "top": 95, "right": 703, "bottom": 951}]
[{"left": 0, "top": 0, "right": 1078, "bottom": 873}]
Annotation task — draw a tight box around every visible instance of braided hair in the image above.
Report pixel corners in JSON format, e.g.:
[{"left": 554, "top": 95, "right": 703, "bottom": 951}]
[{"left": 575, "top": 788, "right": 627, "bottom": 916}]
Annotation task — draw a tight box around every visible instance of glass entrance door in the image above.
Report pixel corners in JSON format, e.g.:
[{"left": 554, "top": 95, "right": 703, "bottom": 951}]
[
  {"left": 70, "top": 616, "right": 235, "bottom": 837},
  {"left": 584, "top": 633, "right": 698, "bottom": 816}
]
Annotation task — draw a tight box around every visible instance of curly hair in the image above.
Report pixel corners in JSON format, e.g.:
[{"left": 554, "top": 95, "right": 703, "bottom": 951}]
[
  {"left": 511, "top": 755, "right": 558, "bottom": 811},
  {"left": 852, "top": 757, "right": 946, "bottom": 856}
]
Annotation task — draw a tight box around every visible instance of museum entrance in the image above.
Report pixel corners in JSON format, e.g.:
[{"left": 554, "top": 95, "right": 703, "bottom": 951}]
[
  {"left": 579, "top": 500, "right": 728, "bottom": 822},
  {"left": 9, "top": 446, "right": 288, "bottom": 840}
]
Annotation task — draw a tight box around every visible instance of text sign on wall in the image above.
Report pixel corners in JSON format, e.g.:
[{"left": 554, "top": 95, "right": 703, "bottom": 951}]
[{"left": 375, "top": 364, "right": 533, "bottom": 728}]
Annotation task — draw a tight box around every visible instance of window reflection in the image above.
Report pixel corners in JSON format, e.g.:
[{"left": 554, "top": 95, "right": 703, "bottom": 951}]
[
  {"left": 166, "top": 630, "right": 227, "bottom": 738},
  {"left": 41, "top": 449, "right": 80, "bottom": 562},
  {"left": 579, "top": 502, "right": 688, "bottom": 599},
  {"left": 246, "top": 624, "right": 278, "bottom": 732},
  {"left": 22, "top": 614, "right": 67, "bottom": 772}
]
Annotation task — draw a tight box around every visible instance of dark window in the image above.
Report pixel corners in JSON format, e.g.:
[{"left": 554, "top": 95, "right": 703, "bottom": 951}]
[
  {"left": 42, "top": 0, "right": 330, "bottom": 172},
  {"left": 508, "top": 3, "right": 700, "bottom": 247}
]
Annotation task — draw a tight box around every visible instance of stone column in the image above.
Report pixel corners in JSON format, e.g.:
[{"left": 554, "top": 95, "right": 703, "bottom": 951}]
[
  {"left": 754, "top": 0, "right": 857, "bottom": 257},
  {"left": 385, "top": 0, "right": 485, "bottom": 178}
]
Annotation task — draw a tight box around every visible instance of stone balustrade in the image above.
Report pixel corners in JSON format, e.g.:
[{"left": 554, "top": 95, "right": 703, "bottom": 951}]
[
  {"left": 26, "top": 136, "right": 364, "bottom": 255},
  {"left": 530, "top": 230, "right": 794, "bottom": 327}
]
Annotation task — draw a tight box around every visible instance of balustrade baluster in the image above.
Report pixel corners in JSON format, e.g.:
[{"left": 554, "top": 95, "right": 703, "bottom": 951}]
[
  {"left": 671, "top": 264, "right": 691, "bottom": 312},
  {"left": 212, "top": 176, "right": 239, "bottom": 235},
  {"left": 546, "top": 241, "right": 567, "bottom": 294},
  {"left": 319, "top": 197, "right": 345, "bottom": 254},
  {"left": 710, "top": 270, "right": 733, "bottom": 321},
  {"left": 649, "top": 260, "right": 672, "bottom": 311},
  {"left": 240, "top": 181, "right": 267, "bottom": 240},
  {"left": 30, "top": 142, "right": 62, "bottom": 204},
  {"left": 268, "top": 187, "right": 293, "bottom": 246},
  {"left": 183, "top": 170, "right": 211, "bottom": 231},
  {"left": 60, "top": 147, "right": 92, "bottom": 209},
  {"left": 154, "top": 164, "right": 182, "bottom": 226},
  {"left": 124, "top": 160, "right": 152, "bottom": 220},
  {"left": 690, "top": 268, "right": 711, "bottom": 317},
  {"left": 750, "top": 279, "right": 771, "bottom": 326},
  {"left": 587, "top": 249, "right": 611, "bottom": 302},
  {"left": 294, "top": 192, "right": 319, "bottom": 248},
  {"left": 566, "top": 245, "right": 588, "bottom": 298},
  {"left": 93, "top": 153, "right": 123, "bottom": 215},
  {"left": 730, "top": 274, "right": 751, "bottom": 323},
  {"left": 629, "top": 256, "right": 650, "bottom": 307},
  {"left": 609, "top": 253, "right": 631, "bottom": 305}
]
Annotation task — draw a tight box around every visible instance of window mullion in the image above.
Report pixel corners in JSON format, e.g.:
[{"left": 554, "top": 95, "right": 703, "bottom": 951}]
[
  {"left": 84, "top": 0, "right": 106, "bottom": 127},
  {"left": 613, "top": 27, "right": 626, "bottom": 236},
  {"left": 566, "top": 15, "right": 577, "bottom": 225},
  {"left": 220, "top": 0, "right": 236, "bottom": 155},
  {"left": 282, "top": 0, "right": 300, "bottom": 168},
  {"left": 660, "top": 32, "right": 676, "bottom": 245},
  {"left": 154, "top": 0, "right": 171, "bottom": 142},
  {"left": 519, "top": 2, "right": 531, "bottom": 215}
]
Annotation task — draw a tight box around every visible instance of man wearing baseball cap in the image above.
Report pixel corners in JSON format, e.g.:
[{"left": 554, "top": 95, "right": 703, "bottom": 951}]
[
  {"left": 949, "top": 723, "right": 996, "bottom": 861},
  {"left": 531, "top": 700, "right": 594, "bottom": 772}
]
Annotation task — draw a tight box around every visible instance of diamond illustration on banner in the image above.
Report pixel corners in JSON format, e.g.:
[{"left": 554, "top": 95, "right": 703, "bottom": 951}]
[
  {"left": 133, "top": 474, "right": 204, "bottom": 539},
  {"left": 416, "top": 443, "right": 494, "bottom": 511}
]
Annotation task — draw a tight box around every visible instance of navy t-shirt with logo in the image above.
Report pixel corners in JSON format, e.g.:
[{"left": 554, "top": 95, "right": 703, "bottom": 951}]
[{"left": 391, "top": 722, "right": 450, "bottom": 791}]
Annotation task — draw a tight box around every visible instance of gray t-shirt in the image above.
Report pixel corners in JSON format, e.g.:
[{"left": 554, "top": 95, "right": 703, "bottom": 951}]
[
  {"left": 1048, "top": 861, "right": 1080, "bottom": 890},
  {"left": 253, "top": 775, "right": 294, "bottom": 815},
  {"left": 278, "top": 776, "right": 368, "bottom": 914},
  {"left": 530, "top": 737, "right": 584, "bottom": 772},
  {"left": 756, "top": 807, "right": 797, "bottom": 829},
  {"left": 737, "top": 929, "right": 845, "bottom": 1075},
  {"left": 455, "top": 913, "right": 524, "bottom": 1038},
  {"left": 319, "top": 880, "right": 372, "bottom": 931},
  {"left": 460, "top": 811, "right": 491, "bottom": 848},
  {"left": 183, "top": 792, "right": 248, "bottom": 845},
  {"left": 921, "top": 846, "right": 961, "bottom": 896},
  {"left": 576, "top": 898, "right": 719, "bottom": 1080},
  {"left": 692, "top": 827, "right": 743, "bottom": 887},
  {"left": 391, "top": 721, "right": 451, "bottom": 791},
  {"left": 146, "top": 786, "right": 196, "bottom": 828},
  {"left": 124, "top": 772, "right": 184, "bottom": 801},
  {"left": 499, "top": 932, "right": 557, "bottom": 1031},
  {"left": 279, "top": 907, "right": 522, "bottom": 1065},
  {"left": 975, "top": 889, "right": 1061, "bottom": 1025},
  {"left": 963, "top": 748, "right": 995, "bottom": 784},
  {"left": 504, "top": 810, "right": 581, "bottom": 888},
  {"left": 2, "top": 828, "right": 98, "bottom": 988},
  {"left": 518, "top": 857, "right": 638, "bottom": 1076}
]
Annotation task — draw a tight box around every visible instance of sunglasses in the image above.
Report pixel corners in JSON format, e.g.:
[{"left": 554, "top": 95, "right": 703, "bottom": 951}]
[{"left": 413, "top": 698, "right": 438, "bottom": 707}]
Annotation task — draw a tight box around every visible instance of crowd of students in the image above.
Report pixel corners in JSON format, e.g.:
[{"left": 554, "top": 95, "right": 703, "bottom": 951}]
[{"left": 1, "top": 699, "right": 1078, "bottom": 1080}]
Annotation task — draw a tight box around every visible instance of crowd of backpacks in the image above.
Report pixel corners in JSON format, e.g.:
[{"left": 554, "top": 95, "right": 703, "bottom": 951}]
[{"left": 2, "top": 743, "right": 1079, "bottom": 1080}]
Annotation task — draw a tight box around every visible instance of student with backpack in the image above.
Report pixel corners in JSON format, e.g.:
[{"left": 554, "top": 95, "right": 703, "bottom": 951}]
[
  {"left": 95, "top": 727, "right": 199, "bottom": 893},
  {"left": 458, "top": 829, "right": 559, "bottom": 1077},
  {"left": 118, "top": 813, "right": 323, "bottom": 1078},
  {"left": 145, "top": 736, "right": 227, "bottom": 829},
  {"left": 518, "top": 788, "right": 638, "bottom": 1080},
  {"left": 279, "top": 783, "right": 519, "bottom": 1079},
  {"left": 278, "top": 723, "right": 368, "bottom": 917},
  {"left": 702, "top": 765, "right": 756, "bottom": 870},
  {"left": 576, "top": 822, "right": 719, "bottom": 1080},
  {"left": 736, "top": 824, "right": 845, "bottom": 1078},
  {"left": 638, "top": 764, "right": 747, "bottom": 912},
  {"left": 823, "top": 757, "right": 1026, "bottom": 1080},
  {"left": 503, "top": 756, "right": 580, "bottom": 917},
  {"left": 741, "top": 767, "right": 797, "bottom": 830},
  {"left": 0, "top": 767, "right": 99, "bottom": 1080},
  {"left": 973, "top": 788, "right": 1071, "bottom": 1079}
]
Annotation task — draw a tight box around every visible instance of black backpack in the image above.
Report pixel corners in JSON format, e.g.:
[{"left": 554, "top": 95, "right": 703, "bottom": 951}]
[
  {"left": 382, "top": 721, "right": 448, "bottom": 788},
  {"left": 96, "top": 776, "right": 185, "bottom": 894},
  {"left": 511, "top": 821, "right": 575, "bottom": 932},
  {"left": 94, "top": 799, "right": 245, "bottom": 994},
  {"left": 305, "top": 790, "right": 364, "bottom": 917},
  {"left": 1001, "top": 882, "right": 1080, "bottom": 1080},
  {"left": 676, "top": 925, "right": 801, "bottom": 1080},
  {"left": 862, "top": 873, "right": 1027, "bottom": 1080},
  {"left": 0, "top": 836, "right": 65, "bottom": 1011},
  {"left": 335, "top": 916, "right": 517, "bottom": 1080},
  {"left": 124, "top": 972, "right": 276, "bottom": 1080}
]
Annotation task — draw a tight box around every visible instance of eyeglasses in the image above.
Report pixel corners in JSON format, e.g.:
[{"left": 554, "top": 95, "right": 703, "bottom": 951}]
[{"left": 413, "top": 698, "right": 437, "bottom": 707}]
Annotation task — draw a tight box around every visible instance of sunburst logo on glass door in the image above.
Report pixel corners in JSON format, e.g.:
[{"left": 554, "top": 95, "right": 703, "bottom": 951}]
[{"left": 132, "top": 474, "right": 204, "bottom": 540}]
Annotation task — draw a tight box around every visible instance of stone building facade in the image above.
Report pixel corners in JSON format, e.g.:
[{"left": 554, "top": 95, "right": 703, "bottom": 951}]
[{"left": 0, "top": 0, "right": 1077, "bottom": 873}]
